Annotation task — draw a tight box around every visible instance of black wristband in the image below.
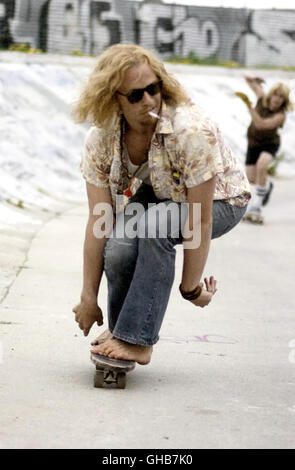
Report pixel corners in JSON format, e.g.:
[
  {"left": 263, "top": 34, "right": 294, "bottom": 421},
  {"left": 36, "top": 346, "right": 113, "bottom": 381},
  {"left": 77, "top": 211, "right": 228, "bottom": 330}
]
[{"left": 179, "top": 283, "right": 202, "bottom": 301}]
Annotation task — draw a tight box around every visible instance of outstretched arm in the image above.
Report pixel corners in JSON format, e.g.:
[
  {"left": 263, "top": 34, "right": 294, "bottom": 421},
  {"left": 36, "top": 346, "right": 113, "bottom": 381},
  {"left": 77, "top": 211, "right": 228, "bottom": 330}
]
[
  {"left": 73, "top": 182, "right": 113, "bottom": 336},
  {"left": 244, "top": 72, "right": 265, "bottom": 99}
]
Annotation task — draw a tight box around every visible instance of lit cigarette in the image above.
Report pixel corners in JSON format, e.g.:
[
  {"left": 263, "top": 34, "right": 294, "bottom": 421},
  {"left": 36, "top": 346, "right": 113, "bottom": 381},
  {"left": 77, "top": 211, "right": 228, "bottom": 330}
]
[{"left": 148, "top": 111, "right": 160, "bottom": 119}]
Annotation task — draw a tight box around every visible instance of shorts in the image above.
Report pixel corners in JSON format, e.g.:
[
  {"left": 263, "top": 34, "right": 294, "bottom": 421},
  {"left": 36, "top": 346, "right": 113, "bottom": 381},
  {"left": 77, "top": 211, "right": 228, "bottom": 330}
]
[{"left": 246, "top": 143, "right": 280, "bottom": 166}]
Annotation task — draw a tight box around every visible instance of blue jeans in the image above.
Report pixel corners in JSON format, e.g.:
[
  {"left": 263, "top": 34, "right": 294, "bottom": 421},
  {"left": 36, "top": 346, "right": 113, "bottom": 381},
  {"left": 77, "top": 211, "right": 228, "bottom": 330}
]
[{"left": 103, "top": 194, "right": 246, "bottom": 346}]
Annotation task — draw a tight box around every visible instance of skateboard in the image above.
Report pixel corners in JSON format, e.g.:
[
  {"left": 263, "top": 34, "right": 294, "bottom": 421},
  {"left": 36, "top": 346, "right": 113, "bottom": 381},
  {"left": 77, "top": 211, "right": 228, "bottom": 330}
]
[
  {"left": 243, "top": 211, "right": 264, "bottom": 225},
  {"left": 90, "top": 353, "right": 136, "bottom": 389}
]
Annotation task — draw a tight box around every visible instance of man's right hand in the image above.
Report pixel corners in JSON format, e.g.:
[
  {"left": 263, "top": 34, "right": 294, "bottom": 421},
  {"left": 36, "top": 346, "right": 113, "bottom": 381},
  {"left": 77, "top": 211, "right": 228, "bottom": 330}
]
[
  {"left": 189, "top": 276, "right": 217, "bottom": 308},
  {"left": 72, "top": 301, "right": 103, "bottom": 336}
]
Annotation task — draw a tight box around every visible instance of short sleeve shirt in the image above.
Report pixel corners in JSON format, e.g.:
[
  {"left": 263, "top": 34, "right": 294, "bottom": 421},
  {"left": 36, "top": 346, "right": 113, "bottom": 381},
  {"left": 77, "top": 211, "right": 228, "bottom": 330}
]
[{"left": 80, "top": 101, "right": 251, "bottom": 211}]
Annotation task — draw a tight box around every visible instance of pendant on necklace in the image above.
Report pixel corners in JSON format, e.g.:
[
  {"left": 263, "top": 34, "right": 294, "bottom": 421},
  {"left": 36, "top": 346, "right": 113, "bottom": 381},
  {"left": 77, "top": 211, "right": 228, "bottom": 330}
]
[
  {"left": 124, "top": 176, "right": 135, "bottom": 199},
  {"left": 124, "top": 187, "right": 133, "bottom": 198}
]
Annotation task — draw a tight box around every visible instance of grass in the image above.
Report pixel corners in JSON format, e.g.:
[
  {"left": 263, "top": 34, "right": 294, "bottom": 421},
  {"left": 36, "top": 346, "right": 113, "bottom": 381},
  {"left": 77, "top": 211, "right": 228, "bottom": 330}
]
[
  {"left": 6, "top": 199, "right": 25, "bottom": 209},
  {"left": 167, "top": 51, "right": 240, "bottom": 68},
  {"left": 8, "top": 44, "right": 43, "bottom": 54},
  {"left": 166, "top": 51, "right": 295, "bottom": 70},
  {"left": 3, "top": 46, "right": 295, "bottom": 71}
]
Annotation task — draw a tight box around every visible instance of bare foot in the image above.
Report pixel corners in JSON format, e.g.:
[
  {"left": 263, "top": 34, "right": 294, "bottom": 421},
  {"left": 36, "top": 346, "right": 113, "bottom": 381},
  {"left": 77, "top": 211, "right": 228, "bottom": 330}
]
[
  {"left": 91, "top": 329, "right": 113, "bottom": 346},
  {"left": 91, "top": 338, "right": 152, "bottom": 365}
]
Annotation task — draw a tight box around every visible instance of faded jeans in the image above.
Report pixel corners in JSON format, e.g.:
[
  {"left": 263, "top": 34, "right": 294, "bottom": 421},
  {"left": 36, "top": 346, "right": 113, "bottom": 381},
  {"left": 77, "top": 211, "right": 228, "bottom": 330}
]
[{"left": 103, "top": 191, "right": 246, "bottom": 346}]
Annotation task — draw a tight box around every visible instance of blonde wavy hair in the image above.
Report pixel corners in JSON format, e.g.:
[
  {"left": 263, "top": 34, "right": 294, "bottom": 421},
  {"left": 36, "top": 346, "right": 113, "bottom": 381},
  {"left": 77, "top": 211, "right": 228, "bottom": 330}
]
[
  {"left": 263, "top": 82, "right": 294, "bottom": 112},
  {"left": 72, "top": 43, "right": 190, "bottom": 128}
]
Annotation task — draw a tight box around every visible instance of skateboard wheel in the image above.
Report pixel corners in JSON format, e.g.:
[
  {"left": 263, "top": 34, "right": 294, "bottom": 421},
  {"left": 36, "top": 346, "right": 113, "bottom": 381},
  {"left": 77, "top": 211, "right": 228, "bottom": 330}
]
[
  {"left": 94, "top": 371, "right": 104, "bottom": 388},
  {"left": 243, "top": 213, "right": 264, "bottom": 224},
  {"left": 117, "top": 372, "right": 126, "bottom": 389}
]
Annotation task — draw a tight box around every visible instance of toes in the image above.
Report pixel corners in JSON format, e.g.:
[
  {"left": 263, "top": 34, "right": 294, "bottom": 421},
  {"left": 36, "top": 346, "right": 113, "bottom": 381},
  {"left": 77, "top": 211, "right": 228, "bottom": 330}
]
[
  {"left": 105, "top": 346, "right": 115, "bottom": 356},
  {"left": 91, "top": 344, "right": 105, "bottom": 354},
  {"left": 91, "top": 347, "right": 100, "bottom": 354},
  {"left": 91, "top": 339, "right": 131, "bottom": 360},
  {"left": 108, "top": 351, "right": 117, "bottom": 359}
]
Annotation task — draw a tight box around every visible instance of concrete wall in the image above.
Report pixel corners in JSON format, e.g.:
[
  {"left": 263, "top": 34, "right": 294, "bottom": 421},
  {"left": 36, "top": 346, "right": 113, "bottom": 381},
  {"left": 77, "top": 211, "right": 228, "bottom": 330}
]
[
  {"left": 3, "top": 0, "right": 295, "bottom": 67},
  {"left": 244, "top": 9, "right": 295, "bottom": 67},
  {"left": 48, "top": 0, "right": 134, "bottom": 55},
  {"left": 0, "top": 0, "right": 15, "bottom": 47},
  {"left": 9, "top": 0, "right": 49, "bottom": 50},
  {"left": 134, "top": 3, "right": 249, "bottom": 63}
]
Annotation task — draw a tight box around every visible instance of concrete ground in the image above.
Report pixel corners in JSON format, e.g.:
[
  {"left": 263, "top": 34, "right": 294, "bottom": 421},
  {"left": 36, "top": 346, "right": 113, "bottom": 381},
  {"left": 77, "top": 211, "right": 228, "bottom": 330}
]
[{"left": 0, "top": 178, "right": 294, "bottom": 449}]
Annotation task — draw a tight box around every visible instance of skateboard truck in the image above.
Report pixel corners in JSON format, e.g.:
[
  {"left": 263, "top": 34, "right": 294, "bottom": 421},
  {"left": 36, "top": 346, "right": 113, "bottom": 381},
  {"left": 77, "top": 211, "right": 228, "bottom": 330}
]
[{"left": 91, "top": 353, "right": 136, "bottom": 389}]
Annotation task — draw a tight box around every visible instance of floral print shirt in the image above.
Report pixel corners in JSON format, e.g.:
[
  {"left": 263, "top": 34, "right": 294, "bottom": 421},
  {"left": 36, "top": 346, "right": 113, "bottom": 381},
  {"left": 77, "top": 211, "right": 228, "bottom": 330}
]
[{"left": 80, "top": 101, "right": 251, "bottom": 212}]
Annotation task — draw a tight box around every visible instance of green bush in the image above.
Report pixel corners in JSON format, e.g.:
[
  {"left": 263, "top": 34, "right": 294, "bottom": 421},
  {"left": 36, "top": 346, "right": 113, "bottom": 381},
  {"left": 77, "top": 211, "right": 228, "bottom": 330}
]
[
  {"left": 167, "top": 50, "right": 240, "bottom": 68},
  {"left": 71, "top": 48, "right": 85, "bottom": 57},
  {"left": 9, "top": 44, "right": 42, "bottom": 54}
]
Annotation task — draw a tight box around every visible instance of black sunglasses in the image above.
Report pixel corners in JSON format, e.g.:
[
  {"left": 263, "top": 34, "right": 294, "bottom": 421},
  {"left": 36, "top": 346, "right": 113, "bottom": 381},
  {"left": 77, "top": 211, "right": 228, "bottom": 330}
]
[{"left": 117, "top": 80, "right": 162, "bottom": 104}]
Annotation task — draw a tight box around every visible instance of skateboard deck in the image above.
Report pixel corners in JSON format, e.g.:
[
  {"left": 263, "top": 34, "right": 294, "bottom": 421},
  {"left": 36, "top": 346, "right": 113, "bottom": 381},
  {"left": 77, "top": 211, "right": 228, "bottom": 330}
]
[
  {"left": 90, "top": 353, "right": 136, "bottom": 389},
  {"left": 243, "top": 211, "right": 264, "bottom": 225}
]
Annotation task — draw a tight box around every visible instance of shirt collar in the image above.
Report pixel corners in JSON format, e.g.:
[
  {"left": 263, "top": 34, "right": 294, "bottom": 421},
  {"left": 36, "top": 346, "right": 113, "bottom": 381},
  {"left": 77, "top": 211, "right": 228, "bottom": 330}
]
[{"left": 155, "top": 101, "right": 174, "bottom": 135}]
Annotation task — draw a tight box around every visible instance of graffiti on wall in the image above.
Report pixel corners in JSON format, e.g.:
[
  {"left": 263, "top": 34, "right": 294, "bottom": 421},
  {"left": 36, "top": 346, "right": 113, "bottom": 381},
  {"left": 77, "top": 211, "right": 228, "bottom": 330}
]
[
  {"left": 244, "top": 10, "right": 295, "bottom": 66},
  {"left": 45, "top": 0, "right": 123, "bottom": 55},
  {"left": 0, "top": 0, "right": 15, "bottom": 48},
  {"left": 89, "top": 0, "right": 121, "bottom": 55},
  {"left": 2, "top": 0, "right": 295, "bottom": 67},
  {"left": 137, "top": 3, "right": 221, "bottom": 60},
  {"left": 39, "top": 0, "right": 50, "bottom": 51},
  {"left": 175, "top": 18, "right": 220, "bottom": 59}
]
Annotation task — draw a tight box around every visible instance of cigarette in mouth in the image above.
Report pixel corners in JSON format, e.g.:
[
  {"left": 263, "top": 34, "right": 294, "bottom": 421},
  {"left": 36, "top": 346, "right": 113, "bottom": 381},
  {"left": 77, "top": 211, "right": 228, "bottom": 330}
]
[{"left": 148, "top": 111, "right": 160, "bottom": 119}]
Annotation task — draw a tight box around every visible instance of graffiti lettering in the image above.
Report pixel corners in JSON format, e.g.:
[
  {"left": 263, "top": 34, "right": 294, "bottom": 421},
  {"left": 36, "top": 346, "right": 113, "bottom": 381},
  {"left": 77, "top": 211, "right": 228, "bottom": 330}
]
[{"left": 6, "top": 0, "right": 295, "bottom": 67}]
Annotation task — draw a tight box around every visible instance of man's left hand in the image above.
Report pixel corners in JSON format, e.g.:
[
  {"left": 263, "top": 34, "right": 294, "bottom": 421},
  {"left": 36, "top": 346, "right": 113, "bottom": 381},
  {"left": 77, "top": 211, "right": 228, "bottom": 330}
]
[{"left": 72, "top": 301, "right": 103, "bottom": 336}]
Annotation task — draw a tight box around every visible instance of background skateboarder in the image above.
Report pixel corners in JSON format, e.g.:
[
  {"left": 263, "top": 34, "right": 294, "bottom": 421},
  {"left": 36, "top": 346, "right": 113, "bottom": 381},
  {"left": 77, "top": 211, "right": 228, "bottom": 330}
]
[{"left": 236, "top": 73, "right": 293, "bottom": 223}]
